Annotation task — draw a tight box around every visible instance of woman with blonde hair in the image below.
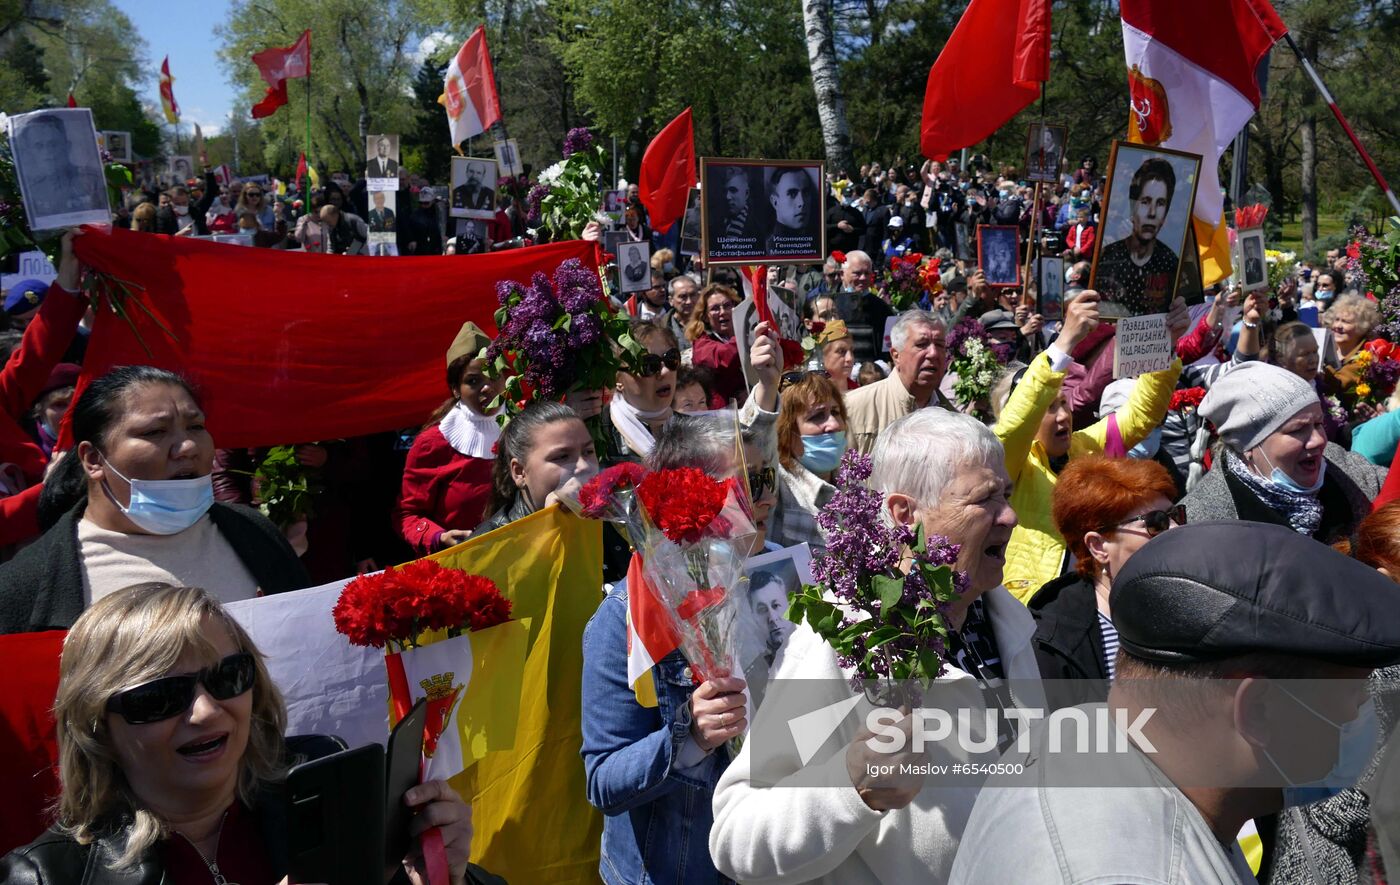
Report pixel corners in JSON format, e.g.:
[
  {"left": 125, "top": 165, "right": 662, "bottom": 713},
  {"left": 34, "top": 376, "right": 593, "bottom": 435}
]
[
  {"left": 0, "top": 582, "right": 474, "bottom": 883},
  {"left": 685, "top": 283, "right": 744, "bottom": 407},
  {"left": 129, "top": 202, "right": 157, "bottom": 233},
  {"left": 1321, "top": 292, "right": 1381, "bottom": 405}
]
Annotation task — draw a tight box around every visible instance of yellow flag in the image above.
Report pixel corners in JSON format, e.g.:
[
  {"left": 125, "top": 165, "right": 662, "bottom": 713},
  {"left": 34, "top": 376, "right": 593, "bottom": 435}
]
[{"left": 431, "top": 506, "right": 605, "bottom": 884}]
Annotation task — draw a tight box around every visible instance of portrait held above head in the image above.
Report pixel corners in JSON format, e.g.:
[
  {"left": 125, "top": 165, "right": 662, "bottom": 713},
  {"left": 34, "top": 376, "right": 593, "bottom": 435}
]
[
  {"left": 1092, "top": 144, "right": 1201, "bottom": 318},
  {"left": 8, "top": 109, "right": 111, "bottom": 230},
  {"left": 451, "top": 157, "right": 497, "bottom": 220},
  {"left": 365, "top": 133, "right": 400, "bottom": 181},
  {"left": 701, "top": 159, "right": 824, "bottom": 264}
]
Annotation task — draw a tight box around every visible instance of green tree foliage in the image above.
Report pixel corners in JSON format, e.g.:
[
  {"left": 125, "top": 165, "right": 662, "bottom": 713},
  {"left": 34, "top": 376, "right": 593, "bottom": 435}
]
[
  {"left": 0, "top": 0, "right": 161, "bottom": 157},
  {"left": 217, "top": 0, "right": 453, "bottom": 175}
]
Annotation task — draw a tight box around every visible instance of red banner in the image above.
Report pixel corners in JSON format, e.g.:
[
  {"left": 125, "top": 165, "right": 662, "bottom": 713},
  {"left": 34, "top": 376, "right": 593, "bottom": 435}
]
[
  {"left": 0, "top": 630, "right": 64, "bottom": 854},
  {"left": 69, "top": 228, "right": 595, "bottom": 449}
]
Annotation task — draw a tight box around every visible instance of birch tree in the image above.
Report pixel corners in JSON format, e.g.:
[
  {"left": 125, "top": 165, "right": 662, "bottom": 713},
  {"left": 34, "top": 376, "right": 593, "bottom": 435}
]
[{"left": 804, "top": 0, "right": 854, "bottom": 175}]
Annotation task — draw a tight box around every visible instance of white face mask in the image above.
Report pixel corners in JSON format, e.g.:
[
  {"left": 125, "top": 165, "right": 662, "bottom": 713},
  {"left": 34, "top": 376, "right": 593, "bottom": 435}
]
[
  {"left": 173, "top": 204, "right": 190, "bottom": 216},
  {"left": 100, "top": 456, "right": 213, "bottom": 535}
]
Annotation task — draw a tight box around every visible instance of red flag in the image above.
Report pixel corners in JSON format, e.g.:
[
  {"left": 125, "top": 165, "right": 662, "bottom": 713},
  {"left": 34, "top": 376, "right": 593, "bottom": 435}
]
[
  {"left": 638, "top": 107, "right": 695, "bottom": 233},
  {"left": 920, "top": 0, "right": 1051, "bottom": 161},
  {"left": 250, "top": 29, "right": 310, "bottom": 120},
  {"left": 65, "top": 93, "right": 76, "bottom": 108},
  {"left": 440, "top": 26, "right": 503, "bottom": 146},
  {"left": 159, "top": 56, "right": 180, "bottom": 123},
  {"left": 65, "top": 228, "right": 596, "bottom": 449}
]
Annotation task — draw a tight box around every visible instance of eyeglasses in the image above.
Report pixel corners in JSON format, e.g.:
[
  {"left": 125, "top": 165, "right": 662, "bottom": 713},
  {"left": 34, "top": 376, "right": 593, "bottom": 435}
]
[
  {"left": 781, "top": 368, "right": 829, "bottom": 390},
  {"left": 245, "top": 191, "right": 263, "bottom": 198},
  {"left": 105, "top": 652, "right": 257, "bottom": 725},
  {"left": 1102, "top": 505, "right": 1186, "bottom": 538},
  {"left": 635, "top": 348, "right": 681, "bottom": 377},
  {"left": 746, "top": 465, "right": 777, "bottom": 497}
]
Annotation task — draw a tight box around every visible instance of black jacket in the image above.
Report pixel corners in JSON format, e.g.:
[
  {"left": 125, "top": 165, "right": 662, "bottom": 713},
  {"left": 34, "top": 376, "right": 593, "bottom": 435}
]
[
  {"left": 0, "top": 501, "right": 310, "bottom": 635},
  {"left": 155, "top": 171, "right": 218, "bottom": 236},
  {"left": 825, "top": 203, "right": 866, "bottom": 254},
  {"left": 1027, "top": 572, "right": 1111, "bottom": 709},
  {"left": 0, "top": 735, "right": 341, "bottom": 885}
]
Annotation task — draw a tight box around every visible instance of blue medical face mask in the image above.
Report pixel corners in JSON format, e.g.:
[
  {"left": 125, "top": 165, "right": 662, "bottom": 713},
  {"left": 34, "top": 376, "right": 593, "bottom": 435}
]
[
  {"left": 1128, "top": 427, "right": 1163, "bottom": 460},
  {"left": 100, "top": 456, "right": 214, "bottom": 535},
  {"left": 1257, "top": 448, "right": 1326, "bottom": 495},
  {"left": 800, "top": 430, "right": 847, "bottom": 475},
  {"left": 1261, "top": 691, "right": 1378, "bottom": 808}
]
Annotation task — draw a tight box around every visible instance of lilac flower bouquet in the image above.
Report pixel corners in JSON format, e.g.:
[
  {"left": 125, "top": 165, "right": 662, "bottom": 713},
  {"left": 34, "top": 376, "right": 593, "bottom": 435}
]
[
  {"left": 946, "top": 318, "right": 1011, "bottom": 422},
  {"left": 787, "top": 451, "right": 967, "bottom": 697},
  {"left": 485, "top": 258, "right": 639, "bottom": 446}
]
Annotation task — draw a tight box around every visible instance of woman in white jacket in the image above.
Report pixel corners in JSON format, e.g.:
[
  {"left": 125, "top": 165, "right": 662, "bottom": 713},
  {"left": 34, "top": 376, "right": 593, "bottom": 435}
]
[{"left": 708, "top": 409, "right": 1046, "bottom": 883}]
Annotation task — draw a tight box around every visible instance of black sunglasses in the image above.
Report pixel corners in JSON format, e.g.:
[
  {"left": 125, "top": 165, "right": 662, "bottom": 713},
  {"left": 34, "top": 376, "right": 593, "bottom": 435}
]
[
  {"left": 781, "top": 368, "right": 829, "bottom": 390},
  {"left": 636, "top": 348, "right": 681, "bottom": 378},
  {"left": 105, "top": 652, "right": 257, "bottom": 725},
  {"left": 746, "top": 465, "right": 777, "bottom": 498},
  {"left": 1102, "top": 505, "right": 1186, "bottom": 538}
]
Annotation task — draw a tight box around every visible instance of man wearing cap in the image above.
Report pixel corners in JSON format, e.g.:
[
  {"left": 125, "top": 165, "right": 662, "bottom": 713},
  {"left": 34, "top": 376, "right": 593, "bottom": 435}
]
[
  {"left": 951, "top": 520, "right": 1400, "bottom": 884},
  {"left": 405, "top": 187, "right": 443, "bottom": 256}
]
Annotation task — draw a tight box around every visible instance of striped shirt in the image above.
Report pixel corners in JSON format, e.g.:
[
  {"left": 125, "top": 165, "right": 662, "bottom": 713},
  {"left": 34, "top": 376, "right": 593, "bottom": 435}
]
[{"left": 1097, "top": 611, "right": 1120, "bottom": 680}]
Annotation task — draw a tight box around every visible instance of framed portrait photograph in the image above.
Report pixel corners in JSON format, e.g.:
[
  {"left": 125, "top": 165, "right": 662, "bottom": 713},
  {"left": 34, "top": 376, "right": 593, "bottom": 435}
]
[
  {"left": 700, "top": 157, "right": 825, "bottom": 265},
  {"left": 368, "top": 190, "right": 397, "bottom": 243},
  {"left": 976, "top": 225, "right": 1021, "bottom": 288},
  {"left": 1090, "top": 141, "right": 1203, "bottom": 319},
  {"left": 744, "top": 543, "right": 812, "bottom": 665},
  {"left": 1235, "top": 227, "right": 1268, "bottom": 293},
  {"left": 616, "top": 241, "right": 652, "bottom": 294},
  {"left": 1025, "top": 122, "right": 1067, "bottom": 184},
  {"left": 601, "top": 229, "right": 628, "bottom": 262},
  {"left": 103, "top": 130, "right": 132, "bottom": 163},
  {"left": 602, "top": 189, "right": 626, "bottom": 225},
  {"left": 1038, "top": 256, "right": 1065, "bottom": 321},
  {"left": 493, "top": 138, "right": 522, "bottom": 177},
  {"left": 167, "top": 155, "right": 194, "bottom": 185},
  {"left": 1176, "top": 226, "right": 1205, "bottom": 305},
  {"left": 365, "top": 134, "right": 400, "bottom": 190},
  {"left": 452, "top": 218, "right": 490, "bottom": 254},
  {"left": 7, "top": 109, "right": 111, "bottom": 231},
  {"left": 679, "top": 187, "right": 702, "bottom": 256},
  {"left": 449, "top": 156, "right": 498, "bottom": 220}
]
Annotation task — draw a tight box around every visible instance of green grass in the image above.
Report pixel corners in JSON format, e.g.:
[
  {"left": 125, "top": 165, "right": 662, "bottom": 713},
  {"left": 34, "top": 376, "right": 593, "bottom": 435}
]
[{"left": 1274, "top": 211, "right": 1348, "bottom": 257}]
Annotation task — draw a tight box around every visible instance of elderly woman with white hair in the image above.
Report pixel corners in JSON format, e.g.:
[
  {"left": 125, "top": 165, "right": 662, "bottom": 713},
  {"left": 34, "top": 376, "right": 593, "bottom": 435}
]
[
  {"left": 1182, "top": 361, "right": 1382, "bottom": 541},
  {"left": 708, "top": 409, "right": 1044, "bottom": 883},
  {"left": 1321, "top": 292, "right": 1382, "bottom": 407}
]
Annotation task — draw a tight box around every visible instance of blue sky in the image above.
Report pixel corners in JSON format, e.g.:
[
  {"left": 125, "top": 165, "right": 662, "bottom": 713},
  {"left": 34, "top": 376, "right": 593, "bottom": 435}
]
[{"left": 113, "top": 0, "right": 236, "bottom": 134}]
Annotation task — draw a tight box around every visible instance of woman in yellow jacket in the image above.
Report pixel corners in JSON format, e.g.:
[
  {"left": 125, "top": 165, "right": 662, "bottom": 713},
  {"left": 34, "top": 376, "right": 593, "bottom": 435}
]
[{"left": 993, "top": 291, "right": 1186, "bottom": 603}]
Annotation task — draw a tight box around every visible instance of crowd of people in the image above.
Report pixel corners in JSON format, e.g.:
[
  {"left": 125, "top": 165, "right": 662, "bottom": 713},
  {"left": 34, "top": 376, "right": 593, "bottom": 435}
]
[{"left": 1, "top": 140, "right": 1399, "bottom": 885}]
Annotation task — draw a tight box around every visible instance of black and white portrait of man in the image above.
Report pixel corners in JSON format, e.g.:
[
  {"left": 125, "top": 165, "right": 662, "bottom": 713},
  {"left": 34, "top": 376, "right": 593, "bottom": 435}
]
[{"left": 9, "top": 109, "right": 110, "bottom": 231}]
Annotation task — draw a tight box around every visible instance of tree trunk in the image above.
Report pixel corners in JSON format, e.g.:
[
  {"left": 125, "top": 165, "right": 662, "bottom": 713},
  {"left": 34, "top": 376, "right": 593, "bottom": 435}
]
[
  {"left": 803, "top": 0, "right": 855, "bottom": 177},
  {"left": 1300, "top": 34, "right": 1319, "bottom": 253},
  {"left": 1301, "top": 110, "right": 1317, "bottom": 252}
]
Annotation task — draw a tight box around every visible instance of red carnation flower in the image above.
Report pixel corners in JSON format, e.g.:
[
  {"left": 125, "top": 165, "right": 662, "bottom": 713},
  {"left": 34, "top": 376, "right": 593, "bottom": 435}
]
[
  {"left": 831, "top": 250, "right": 847, "bottom": 264},
  {"left": 1347, "top": 242, "right": 1361, "bottom": 260},
  {"left": 1169, "top": 387, "right": 1206, "bottom": 412},
  {"left": 779, "top": 338, "right": 806, "bottom": 371},
  {"left": 638, "top": 467, "right": 728, "bottom": 544},
  {"left": 579, "top": 462, "right": 647, "bottom": 518}
]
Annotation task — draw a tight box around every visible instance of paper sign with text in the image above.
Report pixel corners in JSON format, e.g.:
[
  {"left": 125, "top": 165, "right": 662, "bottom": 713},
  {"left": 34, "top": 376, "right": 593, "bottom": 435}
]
[{"left": 1113, "top": 313, "right": 1171, "bottom": 378}]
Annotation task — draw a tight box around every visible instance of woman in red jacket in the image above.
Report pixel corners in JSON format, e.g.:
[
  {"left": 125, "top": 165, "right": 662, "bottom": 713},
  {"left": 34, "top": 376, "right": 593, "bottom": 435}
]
[
  {"left": 686, "top": 283, "right": 743, "bottom": 407},
  {"left": 396, "top": 322, "right": 504, "bottom": 554}
]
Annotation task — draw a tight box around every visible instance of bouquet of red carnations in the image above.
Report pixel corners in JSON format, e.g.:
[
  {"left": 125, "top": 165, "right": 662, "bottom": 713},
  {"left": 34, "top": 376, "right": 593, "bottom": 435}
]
[
  {"left": 333, "top": 559, "right": 525, "bottom": 780},
  {"left": 567, "top": 458, "right": 760, "bottom": 683}
]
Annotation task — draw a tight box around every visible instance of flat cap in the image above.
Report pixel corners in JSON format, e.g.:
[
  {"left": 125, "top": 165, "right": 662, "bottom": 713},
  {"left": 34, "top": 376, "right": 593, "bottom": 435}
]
[{"left": 1111, "top": 520, "right": 1400, "bottom": 668}]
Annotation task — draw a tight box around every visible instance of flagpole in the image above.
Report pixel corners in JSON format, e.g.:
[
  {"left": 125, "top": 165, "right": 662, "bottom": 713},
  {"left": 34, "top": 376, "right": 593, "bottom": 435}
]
[
  {"left": 1283, "top": 32, "right": 1400, "bottom": 216},
  {"left": 304, "top": 48, "right": 312, "bottom": 204}
]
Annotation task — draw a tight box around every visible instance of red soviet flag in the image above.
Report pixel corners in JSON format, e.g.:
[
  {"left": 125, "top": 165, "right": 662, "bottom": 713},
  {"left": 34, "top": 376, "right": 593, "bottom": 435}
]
[
  {"left": 920, "top": 0, "right": 1051, "bottom": 161},
  {"left": 250, "top": 29, "right": 310, "bottom": 119},
  {"left": 638, "top": 107, "right": 695, "bottom": 233}
]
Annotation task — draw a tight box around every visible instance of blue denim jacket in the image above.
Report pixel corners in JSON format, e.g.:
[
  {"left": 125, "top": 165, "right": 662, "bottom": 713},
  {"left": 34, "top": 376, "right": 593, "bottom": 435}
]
[{"left": 580, "top": 584, "right": 734, "bottom": 885}]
